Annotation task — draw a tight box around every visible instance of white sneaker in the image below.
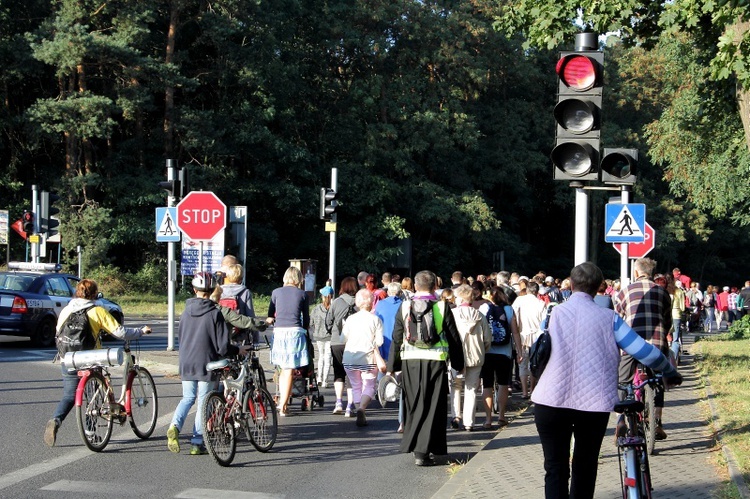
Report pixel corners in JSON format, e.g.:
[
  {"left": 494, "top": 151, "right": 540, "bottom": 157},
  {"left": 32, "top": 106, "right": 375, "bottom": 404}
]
[{"left": 332, "top": 403, "right": 344, "bottom": 414}]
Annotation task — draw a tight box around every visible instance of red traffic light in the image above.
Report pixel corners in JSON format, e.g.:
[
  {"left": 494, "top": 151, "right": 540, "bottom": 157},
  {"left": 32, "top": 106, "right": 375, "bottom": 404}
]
[
  {"left": 556, "top": 54, "right": 598, "bottom": 91},
  {"left": 22, "top": 210, "right": 35, "bottom": 234}
]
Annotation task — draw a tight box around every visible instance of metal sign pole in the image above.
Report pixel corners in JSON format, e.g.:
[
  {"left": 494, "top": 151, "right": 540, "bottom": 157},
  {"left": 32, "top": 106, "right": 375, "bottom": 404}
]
[
  {"left": 165, "top": 160, "right": 177, "bottom": 351},
  {"left": 329, "top": 168, "right": 338, "bottom": 290},
  {"left": 620, "top": 187, "right": 630, "bottom": 287}
]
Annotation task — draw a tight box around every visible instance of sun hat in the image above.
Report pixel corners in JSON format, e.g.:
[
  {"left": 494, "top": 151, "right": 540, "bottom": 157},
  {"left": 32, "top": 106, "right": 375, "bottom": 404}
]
[{"left": 377, "top": 373, "right": 401, "bottom": 408}]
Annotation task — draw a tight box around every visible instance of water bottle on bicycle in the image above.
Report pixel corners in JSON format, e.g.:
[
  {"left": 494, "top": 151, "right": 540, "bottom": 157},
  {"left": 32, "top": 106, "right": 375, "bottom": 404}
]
[{"left": 44, "top": 278, "right": 152, "bottom": 448}]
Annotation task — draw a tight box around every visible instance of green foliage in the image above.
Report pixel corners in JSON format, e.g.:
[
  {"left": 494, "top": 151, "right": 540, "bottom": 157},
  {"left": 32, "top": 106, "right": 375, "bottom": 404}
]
[
  {"left": 0, "top": 0, "right": 748, "bottom": 285},
  {"left": 727, "top": 315, "right": 750, "bottom": 340}
]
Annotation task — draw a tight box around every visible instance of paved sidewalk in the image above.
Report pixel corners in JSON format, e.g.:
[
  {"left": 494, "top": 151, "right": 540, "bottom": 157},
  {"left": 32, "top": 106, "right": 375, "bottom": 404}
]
[{"left": 433, "top": 337, "right": 726, "bottom": 498}]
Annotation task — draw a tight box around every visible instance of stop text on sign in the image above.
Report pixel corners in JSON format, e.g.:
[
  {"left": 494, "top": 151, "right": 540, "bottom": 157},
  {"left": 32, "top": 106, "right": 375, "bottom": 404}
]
[
  {"left": 175, "top": 191, "right": 227, "bottom": 241},
  {"left": 181, "top": 208, "right": 223, "bottom": 225}
]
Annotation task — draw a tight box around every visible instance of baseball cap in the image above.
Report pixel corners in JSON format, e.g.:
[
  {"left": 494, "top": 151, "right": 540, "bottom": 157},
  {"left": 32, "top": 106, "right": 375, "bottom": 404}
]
[
  {"left": 319, "top": 285, "right": 334, "bottom": 296},
  {"left": 545, "top": 276, "right": 554, "bottom": 283},
  {"left": 723, "top": 286, "right": 730, "bottom": 291}
]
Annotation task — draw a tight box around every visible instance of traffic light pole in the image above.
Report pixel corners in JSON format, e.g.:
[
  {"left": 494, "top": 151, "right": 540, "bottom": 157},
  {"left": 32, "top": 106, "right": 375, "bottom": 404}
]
[
  {"left": 328, "top": 168, "right": 338, "bottom": 291},
  {"left": 165, "top": 160, "right": 177, "bottom": 351},
  {"left": 573, "top": 183, "right": 589, "bottom": 265},
  {"left": 31, "top": 185, "right": 39, "bottom": 263}
]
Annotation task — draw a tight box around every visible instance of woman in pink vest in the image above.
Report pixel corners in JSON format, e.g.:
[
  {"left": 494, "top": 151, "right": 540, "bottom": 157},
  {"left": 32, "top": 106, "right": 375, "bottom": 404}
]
[{"left": 531, "top": 262, "right": 682, "bottom": 499}]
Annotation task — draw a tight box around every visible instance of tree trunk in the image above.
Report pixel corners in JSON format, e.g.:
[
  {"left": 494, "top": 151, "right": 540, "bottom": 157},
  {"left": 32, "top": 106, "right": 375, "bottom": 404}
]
[
  {"left": 732, "top": 21, "right": 750, "bottom": 148},
  {"left": 164, "top": 1, "right": 180, "bottom": 157}
]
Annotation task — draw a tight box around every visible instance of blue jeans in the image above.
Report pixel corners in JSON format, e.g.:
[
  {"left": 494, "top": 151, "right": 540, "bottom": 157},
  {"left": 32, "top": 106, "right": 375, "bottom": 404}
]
[
  {"left": 170, "top": 380, "right": 218, "bottom": 446},
  {"left": 672, "top": 318, "right": 682, "bottom": 343},
  {"left": 704, "top": 307, "right": 716, "bottom": 331},
  {"left": 52, "top": 366, "right": 80, "bottom": 423}
]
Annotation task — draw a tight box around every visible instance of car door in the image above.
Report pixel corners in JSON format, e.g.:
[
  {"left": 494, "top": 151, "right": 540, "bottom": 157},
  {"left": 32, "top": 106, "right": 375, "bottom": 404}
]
[{"left": 43, "top": 275, "right": 74, "bottom": 316}]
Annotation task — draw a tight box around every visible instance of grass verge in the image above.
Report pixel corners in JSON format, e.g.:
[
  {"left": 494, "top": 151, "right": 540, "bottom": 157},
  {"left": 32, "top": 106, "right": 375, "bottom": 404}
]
[
  {"left": 114, "top": 292, "right": 271, "bottom": 318},
  {"left": 692, "top": 316, "right": 750, "bottom": 493}
]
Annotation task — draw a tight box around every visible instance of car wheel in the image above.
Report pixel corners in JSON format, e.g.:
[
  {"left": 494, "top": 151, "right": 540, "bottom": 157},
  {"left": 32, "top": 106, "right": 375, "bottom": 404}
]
[{"left": 33, "top": 317, "right": 56, "bottom": 348}]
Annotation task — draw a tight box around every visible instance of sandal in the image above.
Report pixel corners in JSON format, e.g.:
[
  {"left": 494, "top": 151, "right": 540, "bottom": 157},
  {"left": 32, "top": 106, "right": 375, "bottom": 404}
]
[
  {"left": 498, "top": 418, "right": 509, "bottom": 427},
  {"left": 482, "top": 422, "right": 492, "bottom": 430}
]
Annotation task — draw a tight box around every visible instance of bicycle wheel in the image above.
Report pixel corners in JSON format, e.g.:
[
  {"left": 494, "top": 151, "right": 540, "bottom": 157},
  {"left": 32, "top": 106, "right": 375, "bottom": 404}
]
[
  {"left": 202, "top": 392, "right": 236, "bottom": 467},
  {"left": 76, "top": 373, "right": 114, "bottom": 452},
  {"left": 643, "top": 384, "right": 656, "bottom": 455},
  {"left": 244, "top": 387, "right": 278, "bottom": 452},
  {"left": 128, "top": 367, "right": 158, "bottom": 439}
]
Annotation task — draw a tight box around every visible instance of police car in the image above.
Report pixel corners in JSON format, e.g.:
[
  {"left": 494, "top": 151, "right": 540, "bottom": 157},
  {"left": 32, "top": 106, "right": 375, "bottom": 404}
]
[{"left": 0, "top": 262, "right": 124, "bottom": 347}]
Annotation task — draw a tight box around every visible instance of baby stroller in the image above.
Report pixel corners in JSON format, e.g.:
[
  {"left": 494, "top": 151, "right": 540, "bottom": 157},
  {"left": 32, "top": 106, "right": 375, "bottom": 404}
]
[{"left": 271, "top": 331, "right": 324, "bottom": 411}]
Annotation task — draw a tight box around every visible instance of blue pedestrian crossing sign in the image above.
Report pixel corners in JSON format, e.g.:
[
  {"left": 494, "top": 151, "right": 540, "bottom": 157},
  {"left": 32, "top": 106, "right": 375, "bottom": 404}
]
[
  {"left": 604, "top": 203, "right": 646, "bottom": 243},
  {"left": 155, "top": 207, "right": 180, "bottom": 242}
]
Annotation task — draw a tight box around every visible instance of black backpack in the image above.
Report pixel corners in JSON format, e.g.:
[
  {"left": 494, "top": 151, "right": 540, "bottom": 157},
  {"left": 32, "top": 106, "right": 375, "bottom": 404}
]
[
  {"left": 404, "top": 300, "right": 441, "bottom": 348},
  {"left": 56, "top": 306, "right": 96, "bottom": 357},
  {"left": 485, "top": 303, "right": 511, "bottom": 346}
]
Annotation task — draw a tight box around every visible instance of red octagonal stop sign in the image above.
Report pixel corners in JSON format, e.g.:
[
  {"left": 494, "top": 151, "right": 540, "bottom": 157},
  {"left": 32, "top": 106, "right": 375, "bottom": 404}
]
[
  {"left": 614, "top": 222, "right": 655, "bottom": 259},
  {"left": 176, "top": 191, "right": 227, "bottom": 241}
]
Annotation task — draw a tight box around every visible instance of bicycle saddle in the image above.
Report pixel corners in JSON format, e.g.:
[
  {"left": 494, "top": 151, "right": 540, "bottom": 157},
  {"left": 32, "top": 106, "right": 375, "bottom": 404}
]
[
  {"left": 613, "top": 399, "right": 645, "bottom": 414},
  {"left": 206, "top": 359, "right": 231, "bottom": 371}
]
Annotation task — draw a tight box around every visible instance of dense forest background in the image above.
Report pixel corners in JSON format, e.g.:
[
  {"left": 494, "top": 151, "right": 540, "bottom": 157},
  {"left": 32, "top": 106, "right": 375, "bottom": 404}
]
[{"left": 1, "top": 0, "right": 749, "bottom": 292}]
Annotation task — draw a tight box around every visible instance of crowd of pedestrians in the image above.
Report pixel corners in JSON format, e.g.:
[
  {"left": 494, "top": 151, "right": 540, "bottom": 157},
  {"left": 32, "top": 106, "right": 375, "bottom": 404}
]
[{"left": 45, "top": 254, "right": 750, "bottom": 497}]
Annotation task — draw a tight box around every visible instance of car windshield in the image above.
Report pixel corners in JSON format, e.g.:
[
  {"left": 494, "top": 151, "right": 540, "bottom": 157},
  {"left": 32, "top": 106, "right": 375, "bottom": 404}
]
[{"left": 0, "top": 274, "right": 34, "bottom": 292}]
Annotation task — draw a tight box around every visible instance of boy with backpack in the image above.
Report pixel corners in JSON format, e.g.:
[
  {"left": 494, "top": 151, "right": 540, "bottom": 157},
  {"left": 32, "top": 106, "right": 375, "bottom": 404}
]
[
  {"left": 167, "top": 272, "right": 251, "bottom": 455},
  {"left": 217, "top": 263, "right": 258, "bottom": 344},
  {"left": 44, "top": 279, "right": 152, "bottom": 447}
]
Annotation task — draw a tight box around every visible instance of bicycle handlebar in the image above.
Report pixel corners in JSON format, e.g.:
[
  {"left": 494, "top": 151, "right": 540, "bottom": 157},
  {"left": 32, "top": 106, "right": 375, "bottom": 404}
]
[{"left": 618, "top": 372, "right": 663, "bottom": 394}]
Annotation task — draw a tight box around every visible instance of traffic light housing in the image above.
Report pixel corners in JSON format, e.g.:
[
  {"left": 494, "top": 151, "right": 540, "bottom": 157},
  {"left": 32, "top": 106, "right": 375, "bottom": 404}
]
[
  {"left": 319, "top": 188, "right": 337, "bottom": 221},
  {"left": 552, "top": 49, "right": 604, "bottom": 181},
  {"left": 159, "top": 178, "right": 181, "bottom": 198},
  {"left": 601, "top": 148, "right": 638, "bottom": 185},
  {"left": 22, "top": 210, "right": 35, "bottom": 235},
  {"left": 159, "top": 167, "right": 189, "bottom": 199},
  {"left": 40, "top": 190, "right": 60, "bottom": 237}
]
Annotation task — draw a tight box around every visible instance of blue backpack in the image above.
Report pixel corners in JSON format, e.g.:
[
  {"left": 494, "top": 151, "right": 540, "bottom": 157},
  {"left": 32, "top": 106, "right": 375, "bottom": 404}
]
[{"left": 485, "top": 303, "right": 511, "bottom": 346}]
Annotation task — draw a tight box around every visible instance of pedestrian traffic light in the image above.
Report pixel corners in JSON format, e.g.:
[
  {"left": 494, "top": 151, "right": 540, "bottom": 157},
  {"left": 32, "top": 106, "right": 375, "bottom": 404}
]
[
  {"left": 319, "top": 188, "right": 337, "bottom": 221},
  {"left": 40, "top": 190, "right": 60, "bottom": 237},
  {"left": 551, "top": 44, "right": 604, "bottom": 182},
  {"left": 22, "top": 210, "right": 35, "bottom": 235},
  {"left": 158, "top": 177, "right": 181, "bottom": 198},
  {"left": 600, "top": 148, "right": 638, "bottom": 185}
]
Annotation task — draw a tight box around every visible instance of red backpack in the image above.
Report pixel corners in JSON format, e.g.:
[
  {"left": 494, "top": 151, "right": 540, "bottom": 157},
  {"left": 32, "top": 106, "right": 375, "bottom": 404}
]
[{"left": 219, "top": 296, "right": 242, "bottom": 337}]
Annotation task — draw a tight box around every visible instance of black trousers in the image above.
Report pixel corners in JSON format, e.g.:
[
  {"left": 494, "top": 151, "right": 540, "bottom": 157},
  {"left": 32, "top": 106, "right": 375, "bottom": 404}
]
[{"left": 534, "top": 404, "right": 609, "bottom": 499}]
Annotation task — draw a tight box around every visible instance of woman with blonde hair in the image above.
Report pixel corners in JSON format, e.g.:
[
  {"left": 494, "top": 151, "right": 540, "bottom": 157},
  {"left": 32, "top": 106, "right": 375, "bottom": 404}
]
[{"left": 266, "top": 267, "right": 310, "bottom": 416}]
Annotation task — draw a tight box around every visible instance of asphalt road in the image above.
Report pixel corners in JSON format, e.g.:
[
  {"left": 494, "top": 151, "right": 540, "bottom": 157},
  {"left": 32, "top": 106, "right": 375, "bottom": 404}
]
[{"left": 0, "top": 319, "right": 493, "bottom": 499}]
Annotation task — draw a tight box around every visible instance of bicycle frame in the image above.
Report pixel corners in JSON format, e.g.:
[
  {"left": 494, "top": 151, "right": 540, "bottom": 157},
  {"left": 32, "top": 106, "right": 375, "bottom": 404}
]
[
  {"left": 616, "top": 372, "right": 661, "bottom": 499},
  {"left": 74, "top": 342, "right": 136, "bottom": 416},
  {"left": 217, "top": 355, "right": 266, "bottom": 423}
]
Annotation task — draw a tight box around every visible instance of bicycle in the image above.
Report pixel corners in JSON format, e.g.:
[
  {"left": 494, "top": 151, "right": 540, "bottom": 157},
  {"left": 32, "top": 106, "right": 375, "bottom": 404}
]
[
  {"left": 615, "top": 371, "right": 663, "bottom": 499},
  {"left": 65, "top": 340, "right": 158, "bottom": 452},
  {"left": 201, "top": 344, "right": 278, "bottom": 466}
]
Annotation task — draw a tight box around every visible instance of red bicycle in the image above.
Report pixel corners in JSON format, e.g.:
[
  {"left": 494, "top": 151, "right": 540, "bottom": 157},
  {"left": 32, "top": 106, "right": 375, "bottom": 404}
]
[{"left": 66, "top": 340, "right": 158, "bottom": 452}]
